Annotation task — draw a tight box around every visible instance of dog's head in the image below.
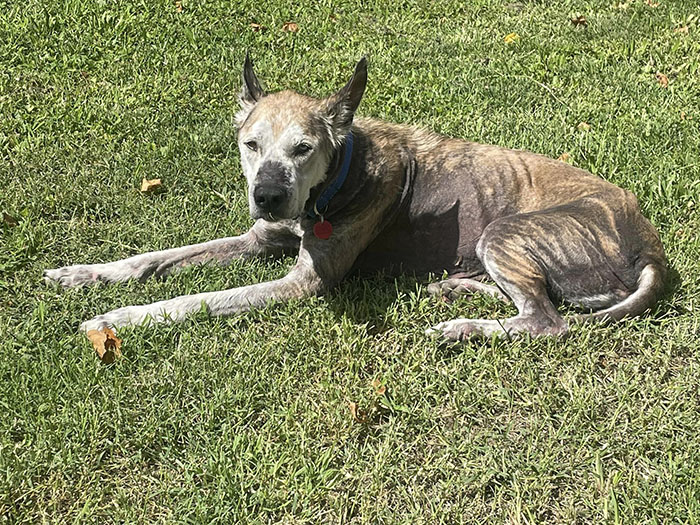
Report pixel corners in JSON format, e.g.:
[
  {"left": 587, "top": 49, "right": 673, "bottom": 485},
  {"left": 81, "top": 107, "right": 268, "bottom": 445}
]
[{"left": 235, "top": 56, "right": 367, "bottom": 221}]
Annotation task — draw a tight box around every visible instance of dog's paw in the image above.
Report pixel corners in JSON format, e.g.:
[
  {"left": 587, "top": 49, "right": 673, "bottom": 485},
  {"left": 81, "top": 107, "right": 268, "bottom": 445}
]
[
  {"left": 427, "top": 318, "right": 506, "bottom": 342},
  {"left": 44, "top": 265, "right": 101, "bottom": 288},
  {"left": 80, "top": 315, "right": 114, "bottom": 333},
  {"left": 426, "top": 320, "right": 469, "bottom": 342},
  {"left": 80, "top": 305, "right": 154, "bottom": 332},
  {"left": 427, "top": 278, "right": 509, "bottom": 303}
]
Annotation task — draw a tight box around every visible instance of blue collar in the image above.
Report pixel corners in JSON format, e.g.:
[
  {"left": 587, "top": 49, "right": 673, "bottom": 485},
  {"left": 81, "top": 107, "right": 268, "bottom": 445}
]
[{"left": 308, "top": 132, "right": 353, "bottom": 218}]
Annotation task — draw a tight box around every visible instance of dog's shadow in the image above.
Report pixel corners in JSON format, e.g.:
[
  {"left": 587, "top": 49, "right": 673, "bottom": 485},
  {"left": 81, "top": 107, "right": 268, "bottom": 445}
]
[
  {"left": 322, "top": 273, "right": 421, "bottom": 334},
  {"left": 320, "top": 260, "right": 684, "bottom": 340}
]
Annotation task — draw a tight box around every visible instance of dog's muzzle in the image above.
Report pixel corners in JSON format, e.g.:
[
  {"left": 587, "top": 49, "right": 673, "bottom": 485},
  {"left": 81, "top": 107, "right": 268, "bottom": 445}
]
[
  {"left": 252, "top": 161, "right": 291, "bottom": 218},
  {"left": 253, "top": 182, "right": 288, "bottom": 216}
]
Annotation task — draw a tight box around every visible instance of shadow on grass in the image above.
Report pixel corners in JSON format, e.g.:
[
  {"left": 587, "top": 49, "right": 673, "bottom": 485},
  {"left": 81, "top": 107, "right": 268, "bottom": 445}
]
[
  {"left": 321, "top": 271, "right": 432, "bottom": 334},
  {"left": 321, "top": 261, "right": 683, "bottom": 340}
]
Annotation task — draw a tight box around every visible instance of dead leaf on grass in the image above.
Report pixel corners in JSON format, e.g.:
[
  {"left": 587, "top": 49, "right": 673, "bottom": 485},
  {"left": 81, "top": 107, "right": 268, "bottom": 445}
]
[
  {"left": 174, "top": 0, "right": 183, "bottom": 13},
  {"left": 282, "top": 21, "right": 299, "bottom": 32},
  {"left": 674, "top": 26, "right": 689, "bottom": 34},
  {"left": 140, "top": 178, "right": 162, "bottom": 193},
  {"left": 87, "top": 328, "right": 122, "bottom": 364},
  {"left": 348, "top": 401, "right": 368, "bottom": 423},
  {"left": 558, "top": 152, "right": 572, "bottom": 163},
  {"left": 371, "top": 378, "right": 387, "bottom": 396},
  {"left": 577, "top": 122, "right": 591, "bottom": 131},
  {"left": 250, "top": 22, "right": 266, "bottom": 32},
  {"left": 570, "top": 15, "right": 587, "bottom": 27},
  {"left": 655, "top": 72, "right": 669, "bottom": 88},
  {"left": 645, "top": 0, "right": 659, "bottom": 7},
  {"left": 2, "top": 212, "right": 18, "bottom": 227}
]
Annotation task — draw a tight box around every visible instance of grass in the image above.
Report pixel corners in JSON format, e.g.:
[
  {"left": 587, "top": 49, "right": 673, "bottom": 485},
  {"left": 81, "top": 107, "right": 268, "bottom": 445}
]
[{"left": 1, "top": 0, "right": 700, "bottom": 522}]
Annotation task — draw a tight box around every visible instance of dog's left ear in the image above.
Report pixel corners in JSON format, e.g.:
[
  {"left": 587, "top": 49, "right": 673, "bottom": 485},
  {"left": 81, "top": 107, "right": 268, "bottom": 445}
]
[
  {"left": 236, "top": 53, "right": 265, "bottom": 127},
  {"left": 325, "top": 57, "right": 367, "bottom": 140}
]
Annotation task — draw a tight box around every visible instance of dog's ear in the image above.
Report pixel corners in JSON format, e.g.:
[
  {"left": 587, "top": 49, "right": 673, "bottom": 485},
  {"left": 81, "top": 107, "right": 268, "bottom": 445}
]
[
  {"left": 325, "top": 57, "right": 367, "bottom": 142},
  {"left": 236, "top": 53, "right": 265, "bottom": 127}
]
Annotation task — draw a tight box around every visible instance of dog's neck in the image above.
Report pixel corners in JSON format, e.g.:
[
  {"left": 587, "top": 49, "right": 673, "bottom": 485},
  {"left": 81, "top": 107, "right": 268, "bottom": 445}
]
[{"left": 306, "top": 131, "right": 356, "bottom": 219}]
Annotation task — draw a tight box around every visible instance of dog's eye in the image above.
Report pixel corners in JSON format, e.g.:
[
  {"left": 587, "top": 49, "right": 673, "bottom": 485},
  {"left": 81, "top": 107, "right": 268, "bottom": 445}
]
[
  {"left": 244, "top": 140, "right": 259, "bottom": 153},
  {"left": 294, "top": 143, "right": 313, "bottom": 156}
]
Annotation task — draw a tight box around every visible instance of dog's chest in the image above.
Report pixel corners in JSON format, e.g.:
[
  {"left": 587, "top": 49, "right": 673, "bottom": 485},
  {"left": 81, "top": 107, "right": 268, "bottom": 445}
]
[{"left": 351, "top": 195, "right": 486, "bottom": 276}]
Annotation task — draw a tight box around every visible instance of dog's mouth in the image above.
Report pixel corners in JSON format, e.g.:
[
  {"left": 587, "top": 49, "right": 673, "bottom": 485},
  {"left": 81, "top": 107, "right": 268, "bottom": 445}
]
[{"left": 250, "top": 204, "right": 302, "bottom": 222}]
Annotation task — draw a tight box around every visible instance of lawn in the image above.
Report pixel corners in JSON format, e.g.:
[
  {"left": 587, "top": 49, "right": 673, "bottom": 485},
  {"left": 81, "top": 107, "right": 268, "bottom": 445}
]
[{"left": 1, "top": 0, "right": 700, "bottom": 522}]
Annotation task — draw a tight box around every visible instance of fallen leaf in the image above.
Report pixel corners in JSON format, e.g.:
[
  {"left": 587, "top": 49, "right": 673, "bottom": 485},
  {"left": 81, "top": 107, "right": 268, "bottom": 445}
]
[
  {"left": 371, "top": 378, "right": 386, "bottom": 396},
  {"left": 570, "top": 15, "right": 587, "bottom": 27},
  {"left": 645, "top": 0, "right": 659, "bottom": 7},
  {"left": 348, "top": 401, "right": 368, "bottom": 423},
  {"left": 250, "top": 22, "right": 265, "bottom": 32},
  {"left": 504, "top": 32, "right": 520, "bottom": 44},
  {"left": 282, "top": 21, "right": 299, "bottom": 32},
  {"left": 577, "top": 122, "right": 591, "bottom": 131},
  {"left": 674, "top": 26, "right": 689, "bottom": 34},
  {"left": 2, "top": 212, "right": 18, "bottom": 227},
  {"left": 558, "top": 152, "right": 572, "bottom": 163},
  {"left": 174, "top": 0, "right": 183, "bottom": 12},
  {"left": 140, "top": 178, "right": 162, "bottom": 193},
  {"left": 87, "top": 328, "right": 122, "bottom": 364},
  {"left": 655, "top": 72, "right": 669, "bottom": 88}
]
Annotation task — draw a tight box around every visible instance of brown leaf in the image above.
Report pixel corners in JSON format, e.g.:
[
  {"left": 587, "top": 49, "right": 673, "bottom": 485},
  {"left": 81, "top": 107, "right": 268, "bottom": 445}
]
[
  {"left": 347, "top": 401, "right": 368, "bottom": 423},
  {"left": 2, "top": 212, "right": 18, "bottom": 227},
  {"left": 140, "top": 178, "right": 162, "bottom": 193},
  {"left": 282, "top": 21, "right": 299, "bottom": 32},
  {"left": 174, "top": 0, "right": 183, "bottom": 12},
  {"left": 250, "top": 22, "right": 266, "bottom": 32},
  {"left": 577, "top": 122, "right": 591, "bottom": 131},
  {"left": 570, "top": 15, "right": 587, "bottom": 27},
  {"left": 644, "top": 0, "right": 659, "bottom": 7},
  {"left": 655, "top": 72, "right": 669, "bottom": 88},
  {"left": 371, "top": 378, "right": 387, "bottom": 396},
  {"left": 674, "top": 26, "right": 689, "bottom": 34},
  {"left": 87, "top": 328, "right": 122, "bottom": 364},
  {"left": 558, "top": 152, "right": 572, "bottom": 163}
]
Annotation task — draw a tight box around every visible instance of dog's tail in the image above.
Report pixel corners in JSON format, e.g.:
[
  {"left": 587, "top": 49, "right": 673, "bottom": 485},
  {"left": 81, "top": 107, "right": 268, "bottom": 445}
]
[{"left": 572, "top": 262, "right": 666, "bottom": 325}]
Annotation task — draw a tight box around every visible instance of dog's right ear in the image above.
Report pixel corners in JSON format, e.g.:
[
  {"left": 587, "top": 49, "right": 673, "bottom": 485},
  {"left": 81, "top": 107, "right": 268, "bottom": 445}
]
[{"left": 236, "top": 53, "right": 265, "bottom": 127}]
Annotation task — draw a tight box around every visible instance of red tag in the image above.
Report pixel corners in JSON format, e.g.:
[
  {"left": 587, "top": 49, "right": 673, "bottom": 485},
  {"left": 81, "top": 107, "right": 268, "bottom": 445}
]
[{"left": 313, "top": 220, "right": 333, "bottom": 239}]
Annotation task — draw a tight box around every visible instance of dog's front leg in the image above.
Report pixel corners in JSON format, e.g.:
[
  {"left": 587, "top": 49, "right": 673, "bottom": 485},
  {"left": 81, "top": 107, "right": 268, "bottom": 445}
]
[
  {"left": 78, "top": 220, "right": 379, "bottom": 332},
  {"left": 79, "top": 248, "right": 322, "bottom": 332},
  {"left": 44, "top": 220, "right": 299, "bottom": 288}
]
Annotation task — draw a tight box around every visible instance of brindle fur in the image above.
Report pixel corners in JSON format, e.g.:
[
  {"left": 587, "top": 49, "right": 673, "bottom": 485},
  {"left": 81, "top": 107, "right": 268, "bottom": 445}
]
[{"left": 45, "top": 57, "right": 667, "bottom": 340}]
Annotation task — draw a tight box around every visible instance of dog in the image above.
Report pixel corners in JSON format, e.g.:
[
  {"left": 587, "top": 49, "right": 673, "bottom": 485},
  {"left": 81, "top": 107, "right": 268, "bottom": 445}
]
[{"left": 44, "top": 56, "right": 667, "bottom": 341}]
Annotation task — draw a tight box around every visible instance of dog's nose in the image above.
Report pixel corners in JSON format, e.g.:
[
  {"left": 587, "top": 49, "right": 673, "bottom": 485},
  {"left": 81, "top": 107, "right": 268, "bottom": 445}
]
[{"left": 253, "top": 183, "right": 287, "bottom": 214}]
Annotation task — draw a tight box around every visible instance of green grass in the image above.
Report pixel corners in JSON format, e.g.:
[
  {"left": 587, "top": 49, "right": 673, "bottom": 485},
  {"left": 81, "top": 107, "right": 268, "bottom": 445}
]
[{"left": 1, "top": 0, "right": 700, "bottom": 522}]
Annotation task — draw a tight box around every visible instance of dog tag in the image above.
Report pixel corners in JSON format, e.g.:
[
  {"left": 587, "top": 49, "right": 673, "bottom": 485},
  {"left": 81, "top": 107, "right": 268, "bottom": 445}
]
[{"left": 313, "top": 220, "right": 333, "bottom": 240}]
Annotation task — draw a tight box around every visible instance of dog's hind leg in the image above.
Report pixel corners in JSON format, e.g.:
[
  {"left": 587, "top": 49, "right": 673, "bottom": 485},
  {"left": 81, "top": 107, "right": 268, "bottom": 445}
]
[
  {"left": 44, "top": 219, "right": 300, "bottom": 288},
  {"left": 428, "top": 211, "right": 592, "bottom": 341},
  {"left": 427, "top": 248, "right": 568, "bottom": 341},
  {"left": 427, "top": 277, "right": 510, "bottom": 303},
  {"left": 427, "top": 193, "right": 665, "bottom": 342}
]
